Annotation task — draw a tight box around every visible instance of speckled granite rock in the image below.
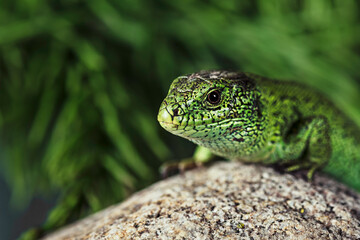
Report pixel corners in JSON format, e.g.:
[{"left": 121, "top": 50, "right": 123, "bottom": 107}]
[{"left": 43, "top": 161, "right": 360, "bottom": 240}]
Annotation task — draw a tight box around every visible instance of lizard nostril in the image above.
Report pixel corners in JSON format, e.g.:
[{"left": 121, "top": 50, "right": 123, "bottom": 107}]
[{"left": 173, "top": 108, "right": 179, "bottom": 116}]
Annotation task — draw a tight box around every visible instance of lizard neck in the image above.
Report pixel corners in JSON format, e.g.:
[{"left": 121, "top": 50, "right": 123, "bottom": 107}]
[{"left": 187, "top": 111, "right": 270, "bottom": 160}]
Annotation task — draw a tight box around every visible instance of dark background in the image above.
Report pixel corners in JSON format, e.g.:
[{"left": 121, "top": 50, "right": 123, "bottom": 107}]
[{"left": 1, "top": 1, "right": 360, "bottom": 239}]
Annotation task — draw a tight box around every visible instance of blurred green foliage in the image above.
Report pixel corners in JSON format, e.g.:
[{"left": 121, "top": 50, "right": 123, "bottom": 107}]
[{"left": 1, "top": 0, "right": 360, "bottom": 237}]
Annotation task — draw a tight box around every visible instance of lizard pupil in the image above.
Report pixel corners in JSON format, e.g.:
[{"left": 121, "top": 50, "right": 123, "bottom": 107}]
[{"left": 207, "top": 90, "right": 221, "bottom": 105}]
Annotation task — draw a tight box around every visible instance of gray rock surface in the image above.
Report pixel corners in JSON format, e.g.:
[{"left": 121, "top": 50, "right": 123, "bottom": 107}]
[{"left": 43, "top": 162, "right": 360, "bottom": 240}]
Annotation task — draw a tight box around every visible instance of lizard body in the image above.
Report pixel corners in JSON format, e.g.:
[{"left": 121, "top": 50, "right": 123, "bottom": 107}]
[{"left": 158, "top": 71, "right": 360, "bottom": 191}]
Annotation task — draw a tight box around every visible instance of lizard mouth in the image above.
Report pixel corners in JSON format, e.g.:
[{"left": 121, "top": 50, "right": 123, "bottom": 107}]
[
  {"left": 158, "top": 106, "right": 180, "bottom": 129},
  {"left": 158, "top": 101, "right": 237, "bottom": 137},
  {"left": 158, "top": 106, "right": 196, "bottom": 137},
  {"left": 159, "top": 106, "right": 233, "bottom": 130},
  {"left": 158, "top": 120, "right": 178, "bottom": 129}
]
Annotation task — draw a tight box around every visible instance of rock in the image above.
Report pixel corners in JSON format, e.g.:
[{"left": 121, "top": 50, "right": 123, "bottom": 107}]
[{"left": 42, "top": 161, "right": 360, "bottom": 240}]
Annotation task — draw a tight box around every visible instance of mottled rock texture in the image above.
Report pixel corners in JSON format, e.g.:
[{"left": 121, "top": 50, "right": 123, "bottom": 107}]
[{"left": 43, "top": 162, "right": 360, "bottom": 240}]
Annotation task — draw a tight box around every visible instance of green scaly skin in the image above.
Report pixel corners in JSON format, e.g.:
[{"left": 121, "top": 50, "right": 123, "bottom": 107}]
[{"left": 158, "top": 71, "right": 360, "bottom": 191}]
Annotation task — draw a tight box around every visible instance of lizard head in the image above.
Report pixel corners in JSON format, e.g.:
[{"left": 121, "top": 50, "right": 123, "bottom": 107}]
[{"left": 158, "top": 70, "right": 266, "bottom": 157}]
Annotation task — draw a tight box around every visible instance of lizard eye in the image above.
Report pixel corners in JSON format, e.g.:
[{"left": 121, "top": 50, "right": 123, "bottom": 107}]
[{"left": 206, "top": 90, "right": 221, "bottom": 105}]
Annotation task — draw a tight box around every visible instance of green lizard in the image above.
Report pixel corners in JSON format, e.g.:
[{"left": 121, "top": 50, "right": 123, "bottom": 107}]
[{"left": 157, "top": 70, "right": 360, "bottom": 191}]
